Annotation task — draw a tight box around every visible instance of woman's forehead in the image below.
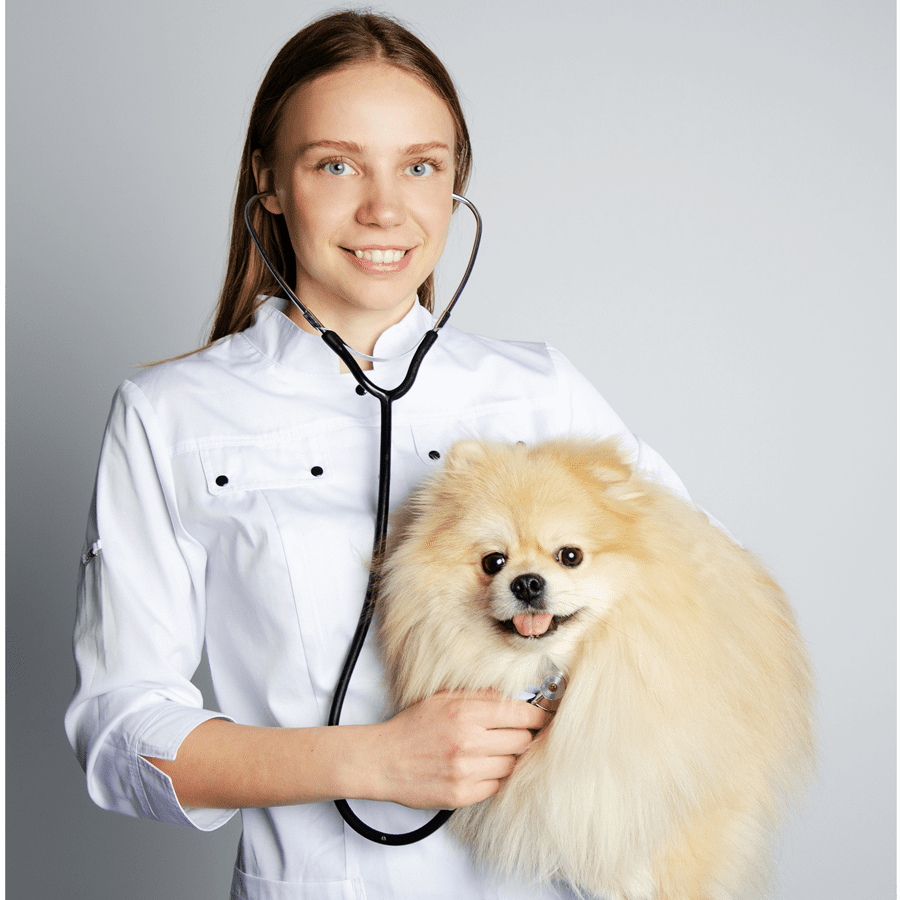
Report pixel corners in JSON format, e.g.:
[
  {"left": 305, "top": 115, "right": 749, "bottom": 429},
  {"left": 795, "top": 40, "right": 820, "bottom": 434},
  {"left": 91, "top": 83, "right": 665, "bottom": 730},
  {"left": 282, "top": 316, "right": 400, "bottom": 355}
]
[{"left": 277, "top": 63, "right": 456, "bottom": 155}]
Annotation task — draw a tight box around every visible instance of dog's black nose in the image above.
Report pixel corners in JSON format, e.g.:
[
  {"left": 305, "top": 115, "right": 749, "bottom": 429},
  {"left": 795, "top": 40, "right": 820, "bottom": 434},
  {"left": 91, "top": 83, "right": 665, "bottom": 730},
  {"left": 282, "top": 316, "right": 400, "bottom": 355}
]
[{"left": 510, "top": 573, "right": 546, "bottom": 607}]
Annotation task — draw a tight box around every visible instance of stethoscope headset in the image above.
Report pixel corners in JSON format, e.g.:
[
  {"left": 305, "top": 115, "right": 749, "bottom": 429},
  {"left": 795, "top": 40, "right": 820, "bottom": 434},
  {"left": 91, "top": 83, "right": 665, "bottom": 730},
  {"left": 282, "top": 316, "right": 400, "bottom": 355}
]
[{"left": 245, "top": 191, "right": 482, "bottom": 844}]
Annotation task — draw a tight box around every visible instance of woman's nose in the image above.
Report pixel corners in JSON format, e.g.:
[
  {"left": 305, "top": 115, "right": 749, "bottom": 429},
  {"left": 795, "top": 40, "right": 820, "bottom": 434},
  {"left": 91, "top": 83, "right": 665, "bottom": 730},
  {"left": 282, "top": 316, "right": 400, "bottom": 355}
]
[{"left": 356, "top": 175, "right": 406, "bottom": 228}]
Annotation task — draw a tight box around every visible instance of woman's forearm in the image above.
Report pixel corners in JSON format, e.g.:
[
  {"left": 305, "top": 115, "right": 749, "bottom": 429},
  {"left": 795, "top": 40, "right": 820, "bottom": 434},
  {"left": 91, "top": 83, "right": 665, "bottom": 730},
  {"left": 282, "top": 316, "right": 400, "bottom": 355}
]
[{"left": 143, "top": 718, "right": 384, "bottom": 810}]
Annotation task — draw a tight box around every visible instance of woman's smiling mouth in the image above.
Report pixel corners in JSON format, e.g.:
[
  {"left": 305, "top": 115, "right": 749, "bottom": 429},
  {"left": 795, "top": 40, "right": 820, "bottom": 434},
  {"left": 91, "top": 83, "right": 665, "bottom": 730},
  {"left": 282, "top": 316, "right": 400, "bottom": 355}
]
[
  {"left": 354, "top": 248, "right": 408, "bottom": 263},
  {"left": 344, "top": 246, "right": 414, "bottom": 272}
]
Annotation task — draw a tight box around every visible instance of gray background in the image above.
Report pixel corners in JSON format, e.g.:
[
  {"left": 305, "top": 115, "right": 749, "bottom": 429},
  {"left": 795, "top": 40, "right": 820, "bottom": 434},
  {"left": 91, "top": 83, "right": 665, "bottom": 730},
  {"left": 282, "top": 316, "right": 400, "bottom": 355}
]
[{"left": 7, "top": 0, "right": 895, "bottom": 897}]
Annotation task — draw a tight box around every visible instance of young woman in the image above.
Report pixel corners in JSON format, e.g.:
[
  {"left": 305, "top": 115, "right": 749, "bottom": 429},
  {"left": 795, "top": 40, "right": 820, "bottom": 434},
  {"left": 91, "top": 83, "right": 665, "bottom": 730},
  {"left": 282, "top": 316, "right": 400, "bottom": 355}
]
[{"left": 66, "top": 11, "right": 688, "bottom": 898}]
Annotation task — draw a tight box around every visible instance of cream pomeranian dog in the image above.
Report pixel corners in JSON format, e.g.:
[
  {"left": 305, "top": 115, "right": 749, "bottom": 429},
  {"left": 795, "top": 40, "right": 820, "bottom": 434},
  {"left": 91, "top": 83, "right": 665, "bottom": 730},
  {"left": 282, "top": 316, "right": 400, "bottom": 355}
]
[{"left": 376, "top": 437, "right": 814, "bottom": 900}]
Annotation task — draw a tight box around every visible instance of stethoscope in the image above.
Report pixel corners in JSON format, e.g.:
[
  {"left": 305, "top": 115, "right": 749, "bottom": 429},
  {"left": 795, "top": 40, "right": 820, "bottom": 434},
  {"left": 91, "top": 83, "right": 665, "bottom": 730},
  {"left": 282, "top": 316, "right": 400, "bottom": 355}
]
[{"left": 244, "top": 191, "right": 480, "bottom": 845}]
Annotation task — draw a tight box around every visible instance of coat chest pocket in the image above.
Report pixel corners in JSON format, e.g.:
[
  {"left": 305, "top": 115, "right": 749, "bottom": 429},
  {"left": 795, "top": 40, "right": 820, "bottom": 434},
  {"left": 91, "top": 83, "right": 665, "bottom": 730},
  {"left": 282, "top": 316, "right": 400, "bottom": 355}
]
[
  {"left": 469, "top": 401, "right": 549, "bottom": 444},
  {"left": 199, "top": 436, "right": 331, "bottom": 495},
  {"left": 409, "top": 403, "right": 545, "bottom": 468}
]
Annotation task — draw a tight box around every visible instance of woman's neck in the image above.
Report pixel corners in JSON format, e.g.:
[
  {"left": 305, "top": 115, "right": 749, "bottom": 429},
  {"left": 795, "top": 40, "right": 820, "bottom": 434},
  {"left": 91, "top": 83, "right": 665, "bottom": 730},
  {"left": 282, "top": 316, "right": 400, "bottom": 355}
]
[{"left": 285, "top": 297, "right": 417, "bottom": 373}]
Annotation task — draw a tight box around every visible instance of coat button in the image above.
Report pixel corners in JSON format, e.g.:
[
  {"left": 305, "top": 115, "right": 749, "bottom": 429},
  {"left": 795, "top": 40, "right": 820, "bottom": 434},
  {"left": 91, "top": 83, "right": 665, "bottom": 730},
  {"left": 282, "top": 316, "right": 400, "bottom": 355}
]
[
  {"left": 355, "top": 385, "right": 366, "bottom": 395},
  {"left": 311, "top": 466, "right": 324, "bottom": 477},
  {"left": 428, "top": 450, "right": 441, "bottom": 460},
  {"left": 215, "top": 475, "right": 229, "bottom": 486}
]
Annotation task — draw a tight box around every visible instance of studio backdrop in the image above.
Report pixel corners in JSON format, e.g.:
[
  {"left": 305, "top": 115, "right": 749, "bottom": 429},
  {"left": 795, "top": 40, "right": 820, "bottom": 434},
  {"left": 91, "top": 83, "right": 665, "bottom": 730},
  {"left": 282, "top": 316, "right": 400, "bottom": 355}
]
[{"left": 7, "top": 1, "right": 895, "bottom": 897}]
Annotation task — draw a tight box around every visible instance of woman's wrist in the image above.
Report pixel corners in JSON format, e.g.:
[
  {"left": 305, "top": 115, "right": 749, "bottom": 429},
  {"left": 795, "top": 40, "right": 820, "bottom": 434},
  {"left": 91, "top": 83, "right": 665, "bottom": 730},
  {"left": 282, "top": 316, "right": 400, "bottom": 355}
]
[
  {"left": 335, "top": 720, "right": 405, "bottom": 804},
  {"left": 293, "top": 722, "right": 391, "bottom": 806}
]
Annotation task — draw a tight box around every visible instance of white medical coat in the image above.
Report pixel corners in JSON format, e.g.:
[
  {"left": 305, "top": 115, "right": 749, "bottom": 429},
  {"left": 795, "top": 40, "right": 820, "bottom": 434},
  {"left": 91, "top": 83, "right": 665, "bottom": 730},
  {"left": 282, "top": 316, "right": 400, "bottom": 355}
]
[{"left": 65, "top": 298, "right": 689, "bottom": 899}]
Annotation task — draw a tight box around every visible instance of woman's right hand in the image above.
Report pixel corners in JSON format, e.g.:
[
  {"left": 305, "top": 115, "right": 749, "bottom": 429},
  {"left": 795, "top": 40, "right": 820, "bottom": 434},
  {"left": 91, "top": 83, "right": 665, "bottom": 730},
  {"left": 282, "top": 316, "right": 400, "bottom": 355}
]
[{"left": 366, "top": 691, "right": 548, "bottom": 810}]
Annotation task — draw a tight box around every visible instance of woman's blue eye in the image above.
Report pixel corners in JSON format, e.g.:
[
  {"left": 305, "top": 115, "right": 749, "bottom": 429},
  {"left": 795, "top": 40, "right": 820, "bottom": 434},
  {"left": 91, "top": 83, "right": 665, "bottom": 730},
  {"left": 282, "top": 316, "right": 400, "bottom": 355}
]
[
  {"left": 407, "top": 162, "right": 434, "bottom": 177},
  {"left": 324, "top": 161, "right": 350, "bottom": 175}
]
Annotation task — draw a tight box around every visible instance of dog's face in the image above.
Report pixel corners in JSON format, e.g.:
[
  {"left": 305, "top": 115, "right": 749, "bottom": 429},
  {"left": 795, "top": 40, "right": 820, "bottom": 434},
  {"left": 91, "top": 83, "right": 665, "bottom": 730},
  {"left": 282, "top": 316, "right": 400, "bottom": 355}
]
[
  {"left": 401, "top": 439, "right": 643, "bottom": 669},
  {"left": 479, "top": 528, "right": 598, "bottom": 643},
  {"left": 470, "top": 484, "right": 623, "bottom": 656}
]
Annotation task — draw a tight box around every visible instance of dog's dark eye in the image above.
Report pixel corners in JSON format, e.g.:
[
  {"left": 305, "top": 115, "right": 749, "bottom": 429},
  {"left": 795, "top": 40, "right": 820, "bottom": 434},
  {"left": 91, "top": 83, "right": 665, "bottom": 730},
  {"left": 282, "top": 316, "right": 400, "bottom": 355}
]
[
  {"left": 481, "top": 552, "right": 507, "bottom": 575},
  {"left": 557, "top": 547, "right": 583, "bottom": 568}
]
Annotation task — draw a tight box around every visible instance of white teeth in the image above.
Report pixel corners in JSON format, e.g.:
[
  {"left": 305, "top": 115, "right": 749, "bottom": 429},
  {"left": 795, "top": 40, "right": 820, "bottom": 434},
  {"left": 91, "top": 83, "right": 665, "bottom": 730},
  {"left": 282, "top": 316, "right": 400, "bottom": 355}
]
[{"left": 354, "top": 248, "right": 406, "bottom": 263}]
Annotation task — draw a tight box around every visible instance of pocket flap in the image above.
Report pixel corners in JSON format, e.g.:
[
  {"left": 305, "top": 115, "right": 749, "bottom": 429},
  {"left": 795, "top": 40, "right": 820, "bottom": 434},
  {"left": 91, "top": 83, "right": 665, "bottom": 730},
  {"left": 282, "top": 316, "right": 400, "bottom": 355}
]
[{"left": 200, "top": 437, "right": 330, "bottom": 494}]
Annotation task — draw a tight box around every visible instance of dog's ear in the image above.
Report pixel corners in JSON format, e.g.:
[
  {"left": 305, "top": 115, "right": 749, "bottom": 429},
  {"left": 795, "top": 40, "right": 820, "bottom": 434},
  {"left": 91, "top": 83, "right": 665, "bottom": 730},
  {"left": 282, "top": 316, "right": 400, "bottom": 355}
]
[
  {"left": 607, "top": 483, "right": 646, "bottom": 502},
  {"left": 585, "top": 447, "right": 646, "bottom": 502},
  {"left": 444, "top": 438, "right": 492, "bottom": 471},
  {"left": 583, "top": 443, "right": 632, "bottom": 485},
  {"left": 594, "top": 468, "right": 645, "bottom": 502},
  {"left": 588, "top": 458, "right": 631, "bottom": 485}
]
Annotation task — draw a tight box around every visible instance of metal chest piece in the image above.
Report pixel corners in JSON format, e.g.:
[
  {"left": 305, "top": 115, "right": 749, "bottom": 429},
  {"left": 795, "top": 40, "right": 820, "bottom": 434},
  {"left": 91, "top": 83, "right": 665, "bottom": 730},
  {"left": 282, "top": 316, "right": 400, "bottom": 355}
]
[{"left": 529, "top": 671, "right": 568, "bottom": 712}]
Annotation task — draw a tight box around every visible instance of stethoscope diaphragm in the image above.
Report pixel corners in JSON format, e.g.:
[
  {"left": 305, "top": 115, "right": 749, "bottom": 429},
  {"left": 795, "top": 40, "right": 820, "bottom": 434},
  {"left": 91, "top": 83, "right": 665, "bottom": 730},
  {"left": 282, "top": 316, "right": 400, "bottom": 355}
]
[{"left": 529, "top": 671, "right": 568, "bottom": 711}]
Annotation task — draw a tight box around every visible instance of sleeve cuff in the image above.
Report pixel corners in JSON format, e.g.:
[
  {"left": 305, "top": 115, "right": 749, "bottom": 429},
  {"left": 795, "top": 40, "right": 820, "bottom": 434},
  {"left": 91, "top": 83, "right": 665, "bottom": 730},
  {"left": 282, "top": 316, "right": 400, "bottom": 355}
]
[
  {"left": 86, "top": 702, "right": 238, "bottom": 831},
  {"left": 137, "top": 754, "right": 237, "bottom": 832},
  {"left": 134, "top": 703, "right": 238, "bottom": 831}
]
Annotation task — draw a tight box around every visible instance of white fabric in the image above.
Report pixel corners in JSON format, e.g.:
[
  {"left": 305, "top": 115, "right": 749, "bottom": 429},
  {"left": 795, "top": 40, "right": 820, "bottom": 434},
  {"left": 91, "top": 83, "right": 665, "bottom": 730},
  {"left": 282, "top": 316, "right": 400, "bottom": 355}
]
[{"left": 66, "top": 297, "right": 689, "bottom": 899}]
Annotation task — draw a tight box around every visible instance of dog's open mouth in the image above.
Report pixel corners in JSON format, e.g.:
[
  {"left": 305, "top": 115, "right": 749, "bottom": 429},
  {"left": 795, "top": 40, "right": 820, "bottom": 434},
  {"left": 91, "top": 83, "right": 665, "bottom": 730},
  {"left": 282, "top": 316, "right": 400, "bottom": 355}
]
[{"left": 496, "top": 611, "right": 578, "bottom": 639}]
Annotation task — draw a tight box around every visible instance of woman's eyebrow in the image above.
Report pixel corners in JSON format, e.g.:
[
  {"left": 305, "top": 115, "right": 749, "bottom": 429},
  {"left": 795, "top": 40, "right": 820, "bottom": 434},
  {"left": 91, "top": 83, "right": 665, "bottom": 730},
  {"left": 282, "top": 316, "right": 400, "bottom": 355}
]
[
  {"left": 298, "top": 140, "right": 450, "bottom": 155},
  {"left": 404, "top": 141, "right": 451, "bottom": 155},
  {"left": 299, "top": 140, "right": 363, "bottom": 155}
]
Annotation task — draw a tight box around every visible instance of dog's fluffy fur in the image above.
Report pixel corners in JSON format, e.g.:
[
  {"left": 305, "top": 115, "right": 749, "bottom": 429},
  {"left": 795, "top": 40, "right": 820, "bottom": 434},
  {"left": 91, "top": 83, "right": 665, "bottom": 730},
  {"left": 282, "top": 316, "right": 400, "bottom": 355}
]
[{"left": 377, "top": 438, "right": 814, "bottom": 900}]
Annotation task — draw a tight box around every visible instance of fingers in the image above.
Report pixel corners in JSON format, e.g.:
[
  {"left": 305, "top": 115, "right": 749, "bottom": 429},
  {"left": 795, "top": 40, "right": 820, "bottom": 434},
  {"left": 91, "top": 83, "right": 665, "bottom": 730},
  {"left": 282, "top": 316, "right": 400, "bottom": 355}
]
[
  {"left": 437, "top": 746, "right": 520, "bottom": 809},
  {"left": 436, "top": 690, "right": 549, "bottom": 735},
  {"left": 440, "top": 720, "right": 532, "bottom": 768},
  {"left": 486, "top": 697, "right": 549, "bottom": 733},
  {"left": 477, "top": 724, "right": 537, "bottom": 759}
]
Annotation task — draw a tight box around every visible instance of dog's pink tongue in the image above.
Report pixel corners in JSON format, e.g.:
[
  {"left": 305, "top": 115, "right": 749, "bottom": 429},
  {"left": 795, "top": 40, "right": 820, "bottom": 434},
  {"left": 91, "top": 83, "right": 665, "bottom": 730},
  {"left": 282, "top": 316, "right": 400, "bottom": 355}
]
[{"left": 512, "top": 612, "right": 554, "bottom": 637}]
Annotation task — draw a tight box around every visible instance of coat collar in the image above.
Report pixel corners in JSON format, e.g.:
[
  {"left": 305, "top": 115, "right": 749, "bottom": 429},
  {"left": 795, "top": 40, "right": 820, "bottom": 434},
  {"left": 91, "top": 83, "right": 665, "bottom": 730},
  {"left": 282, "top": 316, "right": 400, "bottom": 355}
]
[{"left": 241, "top": 296, "right": 437, "bottom": 376}]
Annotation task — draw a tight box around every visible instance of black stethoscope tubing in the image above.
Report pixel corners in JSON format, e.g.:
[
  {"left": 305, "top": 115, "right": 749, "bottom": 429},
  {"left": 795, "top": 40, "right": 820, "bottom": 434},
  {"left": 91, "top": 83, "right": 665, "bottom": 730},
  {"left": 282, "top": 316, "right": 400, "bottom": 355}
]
[{"left": 244, "top": 192, "right": 482, "bottom": 844}]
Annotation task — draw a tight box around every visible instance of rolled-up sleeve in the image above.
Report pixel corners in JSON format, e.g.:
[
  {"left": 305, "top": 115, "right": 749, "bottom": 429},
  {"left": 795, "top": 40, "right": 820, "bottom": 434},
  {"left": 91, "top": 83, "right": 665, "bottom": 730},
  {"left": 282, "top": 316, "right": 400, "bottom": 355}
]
[{"left": 64, "top": 381, "right": 236, "bottom": 831}]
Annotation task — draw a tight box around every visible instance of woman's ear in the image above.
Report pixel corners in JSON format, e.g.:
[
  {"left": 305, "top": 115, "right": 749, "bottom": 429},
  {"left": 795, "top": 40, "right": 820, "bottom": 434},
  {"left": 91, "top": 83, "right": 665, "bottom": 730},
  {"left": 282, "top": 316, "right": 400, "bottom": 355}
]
[{"left": 251, "top": 150, "right": 284, "bottom": 215}]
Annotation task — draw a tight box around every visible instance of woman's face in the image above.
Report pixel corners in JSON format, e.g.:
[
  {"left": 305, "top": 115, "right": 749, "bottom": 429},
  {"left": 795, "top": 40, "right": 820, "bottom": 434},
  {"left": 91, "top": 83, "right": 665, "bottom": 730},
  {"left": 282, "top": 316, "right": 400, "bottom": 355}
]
[{"left": 254, "top": 62, "right": 457, "bottom": 339}]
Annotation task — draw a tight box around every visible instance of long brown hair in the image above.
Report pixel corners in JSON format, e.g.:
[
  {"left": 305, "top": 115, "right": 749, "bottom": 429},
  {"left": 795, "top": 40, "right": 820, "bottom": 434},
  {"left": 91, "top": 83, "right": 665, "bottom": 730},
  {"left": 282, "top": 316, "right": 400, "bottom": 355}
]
[{"left": 208, "top": 10, "right": 472, "bottom": 344}]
